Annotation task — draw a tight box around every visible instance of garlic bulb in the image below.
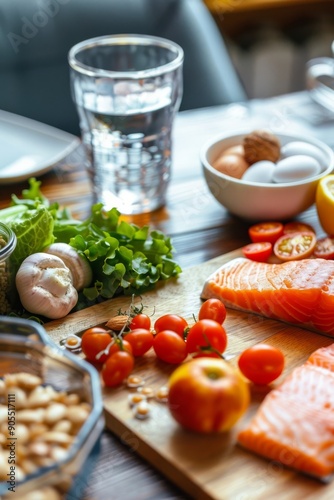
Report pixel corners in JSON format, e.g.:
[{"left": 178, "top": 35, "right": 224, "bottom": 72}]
[
  {"left": 15, "top": 253, "right": 78, "bottom": 319},
  {"left": 43, "top": 243, "right": 92, "bottom": 291}
]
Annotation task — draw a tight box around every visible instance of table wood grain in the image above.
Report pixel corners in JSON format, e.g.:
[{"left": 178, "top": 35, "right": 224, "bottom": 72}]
[{"left": 1, "top": 91, "right": 334, "bottom": 499}]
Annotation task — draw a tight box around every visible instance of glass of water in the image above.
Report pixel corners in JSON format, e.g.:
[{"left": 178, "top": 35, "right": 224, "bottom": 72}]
[{"left": 68, "top": 34, "right": 184, "bottom": 215}]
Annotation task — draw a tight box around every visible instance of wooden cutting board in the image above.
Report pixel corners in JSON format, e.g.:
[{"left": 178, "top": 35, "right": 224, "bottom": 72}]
[{"left": 45, "top": 249, "right": 334, "bottom": 500}]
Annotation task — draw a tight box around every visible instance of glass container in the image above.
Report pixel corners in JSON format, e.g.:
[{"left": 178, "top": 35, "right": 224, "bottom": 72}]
[
  {"left": 0, "top": 317, "right": 104, "bottom": 499},
  {"left": 0, "top": 222, "right": 17, "bottom": 315}
]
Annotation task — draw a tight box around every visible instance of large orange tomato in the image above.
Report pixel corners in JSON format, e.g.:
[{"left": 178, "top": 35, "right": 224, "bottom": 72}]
[{"left": 167, "top": 358, "right": 250, "bottom": 433}]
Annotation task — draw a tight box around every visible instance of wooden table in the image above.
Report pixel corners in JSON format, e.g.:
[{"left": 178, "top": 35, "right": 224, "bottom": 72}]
[{"left": 1, "top": 91, "right": 334, "bottom": 499}]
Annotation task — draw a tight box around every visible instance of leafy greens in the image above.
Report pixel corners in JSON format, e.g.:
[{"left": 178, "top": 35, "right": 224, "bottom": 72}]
[{"left": 0, "top": 178, "right": 182, "bottom": 309}]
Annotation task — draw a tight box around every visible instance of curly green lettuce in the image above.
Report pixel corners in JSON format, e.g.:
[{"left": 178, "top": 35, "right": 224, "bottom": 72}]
[
  {"left": 54, "top": 204, "right": 181, "bottom": 301},
  {"left": 0, "top": 178, "right": 181, "bottom": 308}
]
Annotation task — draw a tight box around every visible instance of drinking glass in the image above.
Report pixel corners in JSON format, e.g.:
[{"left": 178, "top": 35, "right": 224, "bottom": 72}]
[
  {"left": 68, "top": 34, "right": 184, "bottom": 214},
  {"left": 306, "top": 56, "right": 334, "bottom": 112}
]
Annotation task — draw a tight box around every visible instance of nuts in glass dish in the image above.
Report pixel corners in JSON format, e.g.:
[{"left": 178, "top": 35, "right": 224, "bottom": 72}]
[{"left": 0, "top": 372, "right": 90, "bottom": 491}]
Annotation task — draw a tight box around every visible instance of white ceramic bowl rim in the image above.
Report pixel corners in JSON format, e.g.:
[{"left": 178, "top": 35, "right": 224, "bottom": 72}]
[{"left": 200, "top": 129, "right": 334, "bottom": 187}]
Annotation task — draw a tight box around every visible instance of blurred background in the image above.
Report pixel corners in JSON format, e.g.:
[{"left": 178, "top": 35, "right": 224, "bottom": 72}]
[
  {"left": 1, "top": 0, "right": 334, "bottom": 134},
  {"left": 206, "top": 0, "right": 334, "bottom": 98}
]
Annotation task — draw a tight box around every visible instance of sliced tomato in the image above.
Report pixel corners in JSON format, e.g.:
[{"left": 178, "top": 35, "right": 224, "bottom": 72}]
[
  {"left": 248, "top": 222, "right": 284, "bottom": 244},
  {"left": 242, "top": 242, "right": 272, "bottom": 262},
  {"left": 283, "top": 222, "right": 315, "bottom": 235},
  {"left": 273, "top": 231, "right": 316, "bottom": 261},
  {"left": 314, "top": 236, "right": 334, "bottom": 259}
]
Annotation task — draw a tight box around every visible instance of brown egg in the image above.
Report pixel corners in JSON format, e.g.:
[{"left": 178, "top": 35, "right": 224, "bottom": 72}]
[
  {"left": 221, "top": 144, "right": 245, "bottom": 157},
  {"left": 212, "top": 153, "right": 249, "bottom": 179}
]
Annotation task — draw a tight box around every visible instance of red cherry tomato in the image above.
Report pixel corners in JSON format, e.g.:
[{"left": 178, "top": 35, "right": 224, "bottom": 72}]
[
  {"left": 129, "top": 313, "right": 151, "bottom": 330},
  {"left": 242, "top": 242, "right": 272, "bottom": 262},
  {"left": 313, "top": 236, "right": 334, "bottom": 259},
  {"left": 186, "top": 319, "right": 227, "bottom": 356},
  {"left": 198, "top": 298, "right": 227, "bottom": 324},
  {"left": 153, "top": 330, "right": 188, "bottom": 364},
  {"left": 81, "top": 327, "right": 112, "bottom": 363},
  {"left": 238, "top": 344, "right": 285, "bottom": 385},
  {"left": 248, "top": 222, "right": 284, "bottom": 244},
  {"left": 124, "top": 328, "right": 154, "bottom": 357},
  {"left": 154, "top": 314, "right": 188, "bottom": 338},
  {"left": 283, "top": 222, "right": 315, "bottom": 235},
  {"left": 273, "top": 231, "right": 316, "bottom": 261},
  {"left": 101, "top": 351, "right": 135, "bottom": 387},
  {"left": 107, "top": 339, "right": 133, "bottom": 357}
]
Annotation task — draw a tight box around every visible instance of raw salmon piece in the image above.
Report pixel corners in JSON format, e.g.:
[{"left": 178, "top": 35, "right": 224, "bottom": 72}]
[
  {"left": 201, "top": 257, "right": 334, "bottom": 336},
  {"left": 277, "top": 364, "right": 334, "bottom": 411},
  {"left": 307, "top": 343, "right": 334, "bottom": 372},
  {"left": 238, "top": 390, "right": 334, "bottom": 480},
  {"left": 238, "top": 342, "right": 334, "bottom": 480}
]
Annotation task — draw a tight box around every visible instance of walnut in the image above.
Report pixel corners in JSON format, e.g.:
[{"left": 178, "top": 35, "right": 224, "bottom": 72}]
[{"left": 243, "top": 130, "right": 280, "bottom": 165}]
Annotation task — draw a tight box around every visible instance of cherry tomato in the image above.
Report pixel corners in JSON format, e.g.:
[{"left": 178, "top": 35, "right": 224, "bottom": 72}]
[
  {"left": 314, "top": 236, "right": 334, "bottom": 259},
  {"left": 238, "top": 344, "right": 285, "bottom": 385},
  {"left": 129, "top": 313, "right": 151, "bottom": 330},
  {"left": 273, "top": 231, "right": 316, "bottom": 261},
  {"left": 81, "top": 327, "right": 112, "bottom": 363},
  {"left": 101, "top": 351, "right": 135, "bottom": 387},
  {"left": 198, "top": 298, "right": 227, "bottom": 324},
  {"left": 186, "top": 319, "right": 227, "bottom": 356},
  {"left": 249, "top": 222, "right": 283, "bottom": 244},
  {"left": 242, "top": 242, "right": 272, "bottom": 262},
  {"left": 153, "top": 330, "right": 188, "bottom": 364},
  {"left": 283, "top": 222, "right": 315, "bottom": 235},
  {"left": 107, "top": 338, "right": 133, "bottom": 357},
  {"left": 124, "top": 328, "right": 154, "bottom": 357},
  {"left": 154, "top": 314, "right": 188, "bottom": 338}
]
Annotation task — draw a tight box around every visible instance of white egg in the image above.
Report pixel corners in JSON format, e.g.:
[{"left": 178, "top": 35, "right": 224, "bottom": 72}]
[
  {"left": 281, "top": 141, "right": 327, "bottom": 169},
  {"left": 272, "top": 155, "right": 321, "bottom": 183},
  {"left": 242, "top": 161, "right": 275, "bottom": 183}
]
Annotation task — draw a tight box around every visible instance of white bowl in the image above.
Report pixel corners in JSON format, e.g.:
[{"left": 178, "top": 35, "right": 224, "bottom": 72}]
[{"left": 200, "top": 130, "right": 334, "bottom": 221}]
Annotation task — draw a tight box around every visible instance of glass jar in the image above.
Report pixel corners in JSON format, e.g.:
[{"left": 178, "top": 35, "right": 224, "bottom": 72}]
[
  {"left": 0, "top": 317, "right": 104, "bottom": 499},
  {"left": 0, "top": 222, "right": 17, "bottom": 314}
]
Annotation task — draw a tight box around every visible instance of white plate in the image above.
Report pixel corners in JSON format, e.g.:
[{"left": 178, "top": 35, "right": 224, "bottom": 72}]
[{"left": 0, "top": 110, "right": 80, "bottom": 184}]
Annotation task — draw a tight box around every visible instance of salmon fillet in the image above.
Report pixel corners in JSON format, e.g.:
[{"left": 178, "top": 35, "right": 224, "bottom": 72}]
[
  {"left": 201, "top": 257, "right": 334, "bottom": 336},
  {"left": 307, "top": 343, "right": 334, "bottom": 372},
  {"left": 237, "top": 343, "right": 334, "bottom": 480}
]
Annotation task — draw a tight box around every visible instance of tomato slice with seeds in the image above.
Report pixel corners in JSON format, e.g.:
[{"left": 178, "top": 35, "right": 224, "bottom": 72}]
[
  {"left": 283, "top": 222, "right": 315, "bottom": 235},
  {"left": 314, "top": 236, "right": 334, "bottom": 259},
  {"left": 273, "top": 231, "right": 316, "bottom": 261},
  {"left": 248, "top": 222, "right": 284, "bottom": 244},
  {"left": 242, "top": 242, "right": 272, "bottom": 262}
]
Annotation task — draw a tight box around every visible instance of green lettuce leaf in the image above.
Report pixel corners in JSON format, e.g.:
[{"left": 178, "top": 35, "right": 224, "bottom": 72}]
[
  {"left": 4, "top": 206, "right": 55, "bottom": 274},
  {"left": 53, "top": 204, "right": 181, "bottom": 302},
  {"left": 0, "top": 180, "right": 182, "bottom": 309}
]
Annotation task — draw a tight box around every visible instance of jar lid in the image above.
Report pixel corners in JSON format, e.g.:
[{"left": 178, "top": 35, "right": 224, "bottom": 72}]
[{"left": 0, "top": 222, "right": 17, "bottom": 260}]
